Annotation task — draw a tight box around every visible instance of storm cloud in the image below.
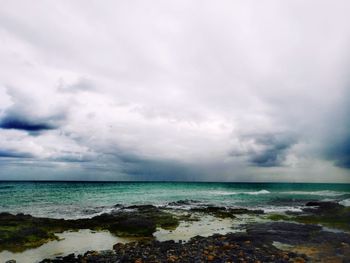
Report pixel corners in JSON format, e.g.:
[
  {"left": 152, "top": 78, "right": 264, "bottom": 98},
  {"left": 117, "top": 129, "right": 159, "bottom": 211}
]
[
  {"left": 0, "top": 87, "right": 66, "bottom": 134},
  {"left": 0, "top": 149, "right": 32, "bottom": 158},
  {"left": 0, "top": 114, "right": 56, "bottom": 132},
  {"left": 242, "top": 134, "right": 296, "bottom": 167},
  {"left": 0, "top": 0, "right": 349, "bottom": 182}
]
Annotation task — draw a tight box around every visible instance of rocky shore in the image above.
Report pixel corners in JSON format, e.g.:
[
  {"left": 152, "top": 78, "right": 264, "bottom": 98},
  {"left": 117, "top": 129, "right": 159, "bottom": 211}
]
[
  {"left": 38, "top": 220, "right": 350, "bottom": 263},
  {"left": 39, "top": 232, "right": 308, "bottom": 263},
  {"left": 1, "top": 201, "right": 350, "bottom": 262},
  {"left": 0, "top": 205, "right": 180, "bottom": 252}
]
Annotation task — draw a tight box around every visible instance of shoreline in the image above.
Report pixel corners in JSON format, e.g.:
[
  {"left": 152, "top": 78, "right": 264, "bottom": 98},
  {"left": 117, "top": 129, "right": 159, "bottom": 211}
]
[
  {"left": 1, "top": 200, "right": 350, "bottom": 262},
  {"left": 2, "top": 180, "right": 350, "bottom": 185}
]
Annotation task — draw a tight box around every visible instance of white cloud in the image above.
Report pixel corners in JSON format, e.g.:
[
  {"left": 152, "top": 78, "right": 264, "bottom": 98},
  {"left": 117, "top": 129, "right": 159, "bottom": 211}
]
[{"left": 0, "top": 0, "right": 349, "bottom": 182}]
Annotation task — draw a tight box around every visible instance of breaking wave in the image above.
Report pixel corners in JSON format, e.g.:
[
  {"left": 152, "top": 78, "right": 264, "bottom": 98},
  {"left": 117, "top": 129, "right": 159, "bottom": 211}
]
[
  {"left": 339, "top": 199, "right": 350, "bottom": 207},
  {"left": 209, "top": 189, "right": 271, "bottom": 196},
  {"left": 281, "top": 190, "right": 345, "bottom": 197},
  {"left": 246, "top": 190, "right": 271, "bottom": 195}
]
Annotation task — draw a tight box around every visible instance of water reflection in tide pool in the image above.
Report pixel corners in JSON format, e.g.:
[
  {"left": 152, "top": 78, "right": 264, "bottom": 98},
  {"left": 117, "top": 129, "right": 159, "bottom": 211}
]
[{"left": 0, "top": 229, "right": 133, "bottom": 263}]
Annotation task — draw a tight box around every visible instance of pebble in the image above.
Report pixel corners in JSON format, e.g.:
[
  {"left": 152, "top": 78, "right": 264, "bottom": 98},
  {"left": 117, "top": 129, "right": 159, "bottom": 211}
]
[
  {"left": 207, "top": 255, "right": 215, "bottom": 261},
  {"left": 39, "top": 232, "right": 308, "bottom": 263}
]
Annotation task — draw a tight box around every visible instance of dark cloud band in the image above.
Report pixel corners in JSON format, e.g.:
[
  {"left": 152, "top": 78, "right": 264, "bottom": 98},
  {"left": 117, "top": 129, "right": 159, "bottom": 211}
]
[
  {"left": 0, "top": 149, "right": 33, "bottom": 158},
  {"left": 0, "top": 116, "right": 55, "bottom": 131}
]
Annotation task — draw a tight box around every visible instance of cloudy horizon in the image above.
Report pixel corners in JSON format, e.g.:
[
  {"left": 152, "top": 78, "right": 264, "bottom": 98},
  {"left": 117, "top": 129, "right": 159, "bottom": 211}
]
[{"left": 0, "top": 0, "right": 349, "bottom": 182}]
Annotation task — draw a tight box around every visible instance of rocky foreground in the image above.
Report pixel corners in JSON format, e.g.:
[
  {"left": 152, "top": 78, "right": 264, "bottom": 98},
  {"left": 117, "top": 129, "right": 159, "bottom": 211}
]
[
  {"left": 38, "top": 220, "right": 350, "bottom": 263},
  {"left": 2, "top": 201, "right": 350, "bottom": 262},
  {"left": 39, "top": 232, "right": 308, "bottom": 263}
]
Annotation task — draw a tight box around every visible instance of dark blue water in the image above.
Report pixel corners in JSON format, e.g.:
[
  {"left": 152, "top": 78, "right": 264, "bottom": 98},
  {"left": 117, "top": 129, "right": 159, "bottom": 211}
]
[{"left": 1, "top": 181, "right": 349, "bottom": 219}]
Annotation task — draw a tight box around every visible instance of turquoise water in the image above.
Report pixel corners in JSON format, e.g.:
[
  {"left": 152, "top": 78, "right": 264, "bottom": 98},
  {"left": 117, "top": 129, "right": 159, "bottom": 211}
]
[{"left": 0, "top": 181, "right": 349, "bottom": 219}]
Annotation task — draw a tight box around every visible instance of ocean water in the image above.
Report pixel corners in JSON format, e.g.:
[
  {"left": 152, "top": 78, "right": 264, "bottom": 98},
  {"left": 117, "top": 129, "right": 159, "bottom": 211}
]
[{"left": 0, "top": 181, "right": 349, "bottom": 219}]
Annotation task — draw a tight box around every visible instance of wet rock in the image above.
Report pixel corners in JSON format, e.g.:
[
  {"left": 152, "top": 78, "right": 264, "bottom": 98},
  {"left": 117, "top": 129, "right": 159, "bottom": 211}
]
[
  {"left": 167, "top": 200, "right": 199, "bottom": 206},
  {"left": 298, "top": 201, "right": 350, "bottom": 231},
  {"left": 246, "top": 222, "right": 350, "bottom": 246},
  {"left": 0, "top": 206, "right": 180, "bottom": 252},
  {"left": 305, "top": 201, "right": 340, "bottom": 208},
  {"left": 247, "top": 222, "right": 321, "bottom": 245},
  {"left": 293, "top": 257, "right": 306, "bottom": 263},
  {"left": 190, "top": 206, "right": 263, "bottom": 219},
  {"left": 228, "top": 208, "right": 264, "bottom": 215},
  {"left": 207, "top": 254, "right": 215, "bottom": 261},
  {"left": 109, "top": 218, "right": 156, "bottom": 236},
  {"left": 304, "top": 201, "right": 343, "bottom": 213},
  {"left": 125, "top": 205, "right": 159, "bottom": 211}
]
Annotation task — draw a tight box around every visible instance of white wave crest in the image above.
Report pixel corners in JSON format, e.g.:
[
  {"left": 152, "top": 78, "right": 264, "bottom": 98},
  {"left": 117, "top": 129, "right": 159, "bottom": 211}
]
[
  {"left": 208, "top": 191, "right": 240, "bottom": 196},
  {"left": 339, "top": 199, "right": 350, "bottom": 207},
  {"left": 263, "top": 206, "right": 303, "bottom": 213},
  {"left": 282, "top": 190, "right": 345, "bottom": 197},
  {"left": 208, "top": 189, "right": 271, "bottom": 196},
  {"left": 246, "top": 189, "right": 271, "bottom": 195}
]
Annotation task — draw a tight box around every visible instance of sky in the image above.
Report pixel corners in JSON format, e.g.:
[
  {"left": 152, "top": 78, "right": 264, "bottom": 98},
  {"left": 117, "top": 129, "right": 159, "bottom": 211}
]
[{"left": 0, "top": 0, "right": 349, "bottom": 182}]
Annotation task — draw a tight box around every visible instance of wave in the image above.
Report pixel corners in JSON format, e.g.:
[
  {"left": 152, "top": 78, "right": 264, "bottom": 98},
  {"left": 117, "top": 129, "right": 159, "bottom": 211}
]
[
  {"left": 208, "top": 191, "right": 240, "bottom": 196},
  {"left": 208, "top": 189, "right": 271, "bottom": 196},
  {"left": 281, "top": 190, "right": 345, "bottom": 197},
  {"left": 0, "top": 185, "right": 14, "bottom": 189},
  {"left": 246, "top": 189, "right": 270, "bottom": 195},
  {"left": 339, "top": 199, "right": 350, "bottom": 207},
  {"left": 262, "top": 206, "right": 303, "bottom": 213}
]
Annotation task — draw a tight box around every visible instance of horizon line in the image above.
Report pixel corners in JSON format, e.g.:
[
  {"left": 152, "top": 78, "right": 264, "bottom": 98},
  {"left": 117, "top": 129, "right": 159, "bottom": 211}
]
[{"left": 0, "top": 180, "right": 349, "bottom": 184}]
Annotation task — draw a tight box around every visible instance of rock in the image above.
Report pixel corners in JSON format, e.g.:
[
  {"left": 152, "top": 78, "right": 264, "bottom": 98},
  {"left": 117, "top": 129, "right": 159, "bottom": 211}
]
[
  {"left": 228, "top": 208, "right": 264, "bottom": 215},
  {"left": 293, "top": 257, "right": 306, "bottom": 263},
  {"left": 167, "top": 255, "right": 178, "bottom": 262},
  {"left": 109, "top": 218, "right": 156, "bottom": 236},
  {"left": 39, "top": 232, "right": 307, "bottom": 262},
  {"left": 305, "top": 201, "right": 340, "bottom": 208},
  {"left": 207, "top": 255, "right": 215, "bottom": 261},
  {"left": 167, "top": 200, "right": 199, "bottom": 206},
  {"left": 207, "top": 245, "right": 214, "bottom": 251},
  {"left": 0, "top": 207, "right": 180, "bottom": 252},
  {"left": 125, "top": 204, "right": 159, "bottom": 211},
  {"left": 223, "top": 242, "right": 231, "bottom": 250},
  {"left": 113, "top": 242, "right": 124, "bottom": 250},
  {"left": 303, "top": 201, "right": 344, "bottom": 214},
  {"left": 247, "top": 221, "right": 350, "bottom": 247},
  {"left": 247, "top": 222, "right": 322, "bottom": 245}
]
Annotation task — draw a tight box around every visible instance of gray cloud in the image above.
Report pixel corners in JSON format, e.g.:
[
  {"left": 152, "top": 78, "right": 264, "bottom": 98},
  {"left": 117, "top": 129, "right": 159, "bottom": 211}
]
[
  {"left": 57, "top": 78, "right": 96, "bottom": 93},
  {"left": 0, "top": 114, "right": 56, "bottom": 132},
  {"left": 0, "top": 87, "right": 66, "bottom": 134},
  {"left": 327, "top": 140, "right": 350, "bottom": 169},
  {"left": 120, "top": 158, "right": 194, "bottom": 181},
  {"left": 0, "top": 0, "right": 349, "bottom": 182},
  {"left": 0, "top": 149, "right": 33, "bottom": 158},
  {"left": 230, "top": 133, "right": 297, "bottom": 167},
  {"left": 248, "top": 134, "right": 296, "bottom": 167},
  {"left": 321, "top": 91, "right": 350, "bottom": 168}
]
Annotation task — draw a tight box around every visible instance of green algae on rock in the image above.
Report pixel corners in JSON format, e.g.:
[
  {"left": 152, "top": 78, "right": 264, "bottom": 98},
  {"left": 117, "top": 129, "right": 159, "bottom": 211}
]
[
  {"left": 0, "top": 205, "right": 180, "bottom": 252},
  {"left": 267, "top": 201, "right": 350, "bottom": 232}
]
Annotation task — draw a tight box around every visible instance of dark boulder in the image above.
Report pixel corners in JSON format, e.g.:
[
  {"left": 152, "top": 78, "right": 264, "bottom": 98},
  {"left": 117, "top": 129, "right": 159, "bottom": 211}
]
[{"left": 108, "top": 218, "right": 156, "bottom": 236}]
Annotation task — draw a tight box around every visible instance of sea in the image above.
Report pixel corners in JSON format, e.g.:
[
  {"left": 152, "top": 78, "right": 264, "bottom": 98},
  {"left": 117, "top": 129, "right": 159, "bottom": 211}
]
[{"left": 1, "top": 181, "right": 350, "bottom": 219}]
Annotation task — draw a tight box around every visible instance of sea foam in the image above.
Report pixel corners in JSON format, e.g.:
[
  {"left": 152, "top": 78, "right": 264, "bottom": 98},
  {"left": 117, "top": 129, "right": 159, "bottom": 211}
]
[
  {"left": 281, "top": 190, "right": 344, "bottom": 197},
  {"left": 246, "top": 189, "right": 270, "bottom": 195},
  {"left": 209, "top": 189, "right": 271, "bottom": 196},
  {"left": 339, "top": 199, "right": 350, "bottom": 207}
]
